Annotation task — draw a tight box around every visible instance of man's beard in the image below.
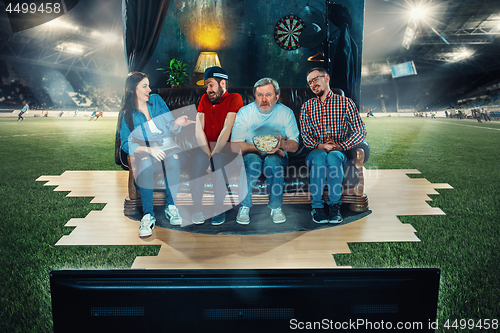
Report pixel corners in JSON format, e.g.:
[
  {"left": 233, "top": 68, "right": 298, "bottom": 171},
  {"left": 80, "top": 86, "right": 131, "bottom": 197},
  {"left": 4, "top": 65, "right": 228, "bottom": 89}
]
[
  {"left": 208, "top": 85, "right": 224, "bottom": 103},
  {"left": 312, "top": 85, "right": 326, "bottom": 98},
  {"left": 257, "top": 101, "right": 274, "bottom": 114}
]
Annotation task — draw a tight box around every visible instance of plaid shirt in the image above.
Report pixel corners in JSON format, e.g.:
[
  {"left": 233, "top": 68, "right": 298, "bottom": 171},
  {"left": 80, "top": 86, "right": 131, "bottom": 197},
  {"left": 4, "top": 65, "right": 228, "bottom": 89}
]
[{"left": 300, "top": 91, "right": 366, "bottom": 151}]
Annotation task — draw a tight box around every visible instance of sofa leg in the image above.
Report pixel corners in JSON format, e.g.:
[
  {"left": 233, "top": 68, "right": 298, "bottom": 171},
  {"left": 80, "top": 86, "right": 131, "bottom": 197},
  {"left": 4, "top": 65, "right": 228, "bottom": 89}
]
[
  {"left": 124, "top": 196, "right": 142, "bottom": 217},
  {"left": 124, "top": 193, "right": 169, "bottom": 217},
  {"left": 348, "top": 194, "right": 369, "bottom": 212}
]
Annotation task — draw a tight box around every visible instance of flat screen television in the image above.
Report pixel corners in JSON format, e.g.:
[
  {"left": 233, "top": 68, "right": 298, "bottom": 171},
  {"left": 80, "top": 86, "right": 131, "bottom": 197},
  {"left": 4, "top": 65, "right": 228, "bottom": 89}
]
[
  {"left": 391, "top": 61, "right": 418, "bottom": 78},
  {"left": 50, "top": 268, "right": 440, "bottom": 332}
]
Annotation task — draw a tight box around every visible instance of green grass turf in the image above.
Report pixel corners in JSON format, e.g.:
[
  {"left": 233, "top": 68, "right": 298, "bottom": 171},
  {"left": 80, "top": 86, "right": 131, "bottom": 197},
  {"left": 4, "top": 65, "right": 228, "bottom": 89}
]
[
  {"left": 0, "top": 116, "right": 499, "bottom": 332},
  {"left": 335, "top": 117, "right": 500, "bottom": 331},
  {"left": 0, "top": 117, "right": 160, "bottom": 332}
]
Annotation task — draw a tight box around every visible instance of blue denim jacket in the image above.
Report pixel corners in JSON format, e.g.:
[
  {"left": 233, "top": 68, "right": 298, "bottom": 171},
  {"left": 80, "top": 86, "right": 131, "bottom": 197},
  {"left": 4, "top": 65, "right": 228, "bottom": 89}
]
[{"left": 119, "top": 94, "right": 180, "bottom": 155}]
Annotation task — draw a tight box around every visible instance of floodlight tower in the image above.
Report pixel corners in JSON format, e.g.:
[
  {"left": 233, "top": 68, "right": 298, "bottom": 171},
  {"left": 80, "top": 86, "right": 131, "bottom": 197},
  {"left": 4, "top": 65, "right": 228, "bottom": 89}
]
[{"left": 402, "top": 5, "right": 428, "bottom": 50}]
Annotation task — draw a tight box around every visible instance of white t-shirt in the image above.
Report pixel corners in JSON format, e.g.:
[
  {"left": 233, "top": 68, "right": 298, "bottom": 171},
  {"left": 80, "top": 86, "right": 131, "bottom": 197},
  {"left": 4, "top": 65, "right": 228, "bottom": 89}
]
[{"left": 231, "top": 102, "right": 299, "bottom": 144}]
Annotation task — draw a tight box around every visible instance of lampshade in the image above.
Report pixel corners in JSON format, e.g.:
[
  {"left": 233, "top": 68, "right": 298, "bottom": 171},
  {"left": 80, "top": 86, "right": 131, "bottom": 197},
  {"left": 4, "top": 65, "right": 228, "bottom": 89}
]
[{"left": 194, "top": 52, "right": 221, "bottom": 73}]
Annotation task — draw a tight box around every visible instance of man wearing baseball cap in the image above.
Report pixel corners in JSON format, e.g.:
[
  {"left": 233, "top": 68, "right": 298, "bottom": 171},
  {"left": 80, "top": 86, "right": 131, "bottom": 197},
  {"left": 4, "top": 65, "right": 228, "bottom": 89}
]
[{"left": 190, "top": 66, "right": 243, "bottom": 225}]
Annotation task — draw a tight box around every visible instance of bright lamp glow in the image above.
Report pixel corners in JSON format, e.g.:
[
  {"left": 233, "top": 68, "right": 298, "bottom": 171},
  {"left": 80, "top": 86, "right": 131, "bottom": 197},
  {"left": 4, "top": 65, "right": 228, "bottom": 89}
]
[
  {"left": 55, "top": 42, "right": 85, "bottom": 55},
  {"left": 44, "top": 20, "right": 79, "bottom": 32},
  {"left": 451, "top": 48, "right": 474, "bottom": 62},
  {"left": 91, "top": 31, "right": 120, "bottom": 44},
  {"left": 101, "top": 32, "right": 119, "bottom": 44},
  {"left": 410, "top": 6, "right": 428, "bottom": 20}
]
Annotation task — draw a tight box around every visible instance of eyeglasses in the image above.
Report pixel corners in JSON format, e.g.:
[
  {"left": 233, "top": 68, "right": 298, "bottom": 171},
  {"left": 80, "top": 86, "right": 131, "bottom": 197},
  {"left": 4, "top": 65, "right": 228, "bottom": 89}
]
[{"left": 307, "top": 75, "right": 326, "bottom": 87}]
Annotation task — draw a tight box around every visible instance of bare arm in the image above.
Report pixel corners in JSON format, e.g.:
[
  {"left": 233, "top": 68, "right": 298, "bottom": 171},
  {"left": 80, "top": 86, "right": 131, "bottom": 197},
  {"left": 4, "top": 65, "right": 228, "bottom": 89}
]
[
  {"left": 195, "top": 112, "right": 211, "bottom": 156},
  {"left": 235, "top": 141, "right": 261, "bottom": 154},
  {"left": 212, "top": 112, "right": 237, "bottom": 154},
  {"left": 277, "top": 136, "right": 298, "bottom": 153},
  {"left": 266, "top": 136, "right": 298, "bottom": 157}
]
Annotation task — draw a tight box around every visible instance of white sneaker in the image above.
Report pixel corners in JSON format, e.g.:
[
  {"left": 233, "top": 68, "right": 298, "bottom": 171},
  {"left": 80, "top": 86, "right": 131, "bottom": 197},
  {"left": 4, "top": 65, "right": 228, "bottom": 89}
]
[
  {"left": 165, "top": 205, "right": 182, "bottom": 225},
  {"left": 270, "top": 207, "right": 286, "bottom": 224},
  {"left": 236, "top": 206, "right": 250, "bottom": 225},
  {"left": 139, "top": 214, "right": 155, "bottom": 237},
  {"left": 191, "top": 211, "right": 205, "bottom": 224}
]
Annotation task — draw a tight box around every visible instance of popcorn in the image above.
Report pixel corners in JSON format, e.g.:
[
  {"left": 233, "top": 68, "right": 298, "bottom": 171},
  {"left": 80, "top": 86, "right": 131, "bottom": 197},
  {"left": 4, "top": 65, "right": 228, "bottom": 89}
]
[{"left": 253, "top": 135, "right": 279, "bottom": 152}]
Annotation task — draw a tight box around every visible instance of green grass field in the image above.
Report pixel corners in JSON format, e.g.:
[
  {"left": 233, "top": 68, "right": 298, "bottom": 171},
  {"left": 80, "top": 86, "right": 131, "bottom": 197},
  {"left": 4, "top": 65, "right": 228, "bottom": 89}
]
[{"left": 0, "top": 116, "right": 499, "bottom": 332}]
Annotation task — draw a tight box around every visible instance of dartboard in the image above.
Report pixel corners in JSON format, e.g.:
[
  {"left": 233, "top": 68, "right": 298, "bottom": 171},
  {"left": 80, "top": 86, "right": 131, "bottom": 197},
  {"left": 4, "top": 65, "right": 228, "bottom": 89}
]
[{"left": 274, "top": 14, "right": 305, "bottom": 51}]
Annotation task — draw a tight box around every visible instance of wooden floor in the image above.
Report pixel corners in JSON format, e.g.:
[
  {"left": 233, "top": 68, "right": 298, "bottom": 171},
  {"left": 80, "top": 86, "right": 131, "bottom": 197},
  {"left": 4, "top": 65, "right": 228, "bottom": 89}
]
[{"left": 36, "top": 168, "right": 452, "bottom": 269}]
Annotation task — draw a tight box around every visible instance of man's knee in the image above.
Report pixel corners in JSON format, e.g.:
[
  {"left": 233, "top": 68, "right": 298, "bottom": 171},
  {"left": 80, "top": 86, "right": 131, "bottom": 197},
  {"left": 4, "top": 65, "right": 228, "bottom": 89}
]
[
  {"left": 244, "top": 153, "right": 261, "bottom": 168},
  {"left": 243, "top": 153, "right": 263, "bottom": 175},
  {"left": 190, "top": 151, "right": 209, "bottom": 173},
  {"left": 327, "top": 151, "right": 347, "bottom": 165},
  {"left": 211, "top": 152, "right": 233, "bottom": 170},
  {"left": 264, "top": 154, "right": 287, "bottom": 167},
  {"left": 307, "top": 149, "right": 328, "bottom": 167}
]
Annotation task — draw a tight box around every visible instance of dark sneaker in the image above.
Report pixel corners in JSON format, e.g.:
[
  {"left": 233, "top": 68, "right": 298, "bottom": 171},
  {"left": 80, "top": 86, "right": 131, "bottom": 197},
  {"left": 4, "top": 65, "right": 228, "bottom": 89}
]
[
  {"left": 328, "top": 204, "right": 343, "bottom": 224},
  {"left": 212, "top": 212, "right": 226, "bottom": 226},
  {"left": 311, "top": 208, "right": 328, "bottom": 224}
]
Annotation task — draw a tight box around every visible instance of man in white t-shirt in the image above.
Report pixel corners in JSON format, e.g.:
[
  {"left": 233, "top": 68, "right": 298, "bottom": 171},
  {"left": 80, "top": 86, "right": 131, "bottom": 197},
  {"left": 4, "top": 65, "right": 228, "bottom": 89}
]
[{"left": 231, "top": 78, "right": 299, "bottom": 224}]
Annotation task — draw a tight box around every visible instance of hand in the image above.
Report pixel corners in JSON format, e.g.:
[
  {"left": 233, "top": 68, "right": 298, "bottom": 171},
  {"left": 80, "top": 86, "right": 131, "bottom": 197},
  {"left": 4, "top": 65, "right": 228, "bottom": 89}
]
[
  {"left": 149, "top": 147, "right": 166, "bottom": 161},
  {"left": 319, "top": 143, "right": 343, "bottom": 152},
  {"left": 267, "top": 135, "right": 282, "bottom": 155},
  {"left": 267, "top": 147, "right": 286, "bottom": 156},
  {"left": 175, "top": 115, "right": 196, "bottom": 127},
  {"left": 206, "top": 153, "right": 214, "bottom": 173}
]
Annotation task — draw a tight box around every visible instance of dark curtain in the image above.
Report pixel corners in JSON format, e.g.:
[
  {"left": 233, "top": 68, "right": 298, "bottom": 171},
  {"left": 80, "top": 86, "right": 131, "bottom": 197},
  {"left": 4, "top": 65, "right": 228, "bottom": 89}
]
[
  {"left": 122, "top": 0, "right": 170, "bottom": 72},
  {"left": 329, "top": 24, "right": 360, "bottom": 109},
  {"left": 117, "top": 0, "right": 170, "bottom": 169}
]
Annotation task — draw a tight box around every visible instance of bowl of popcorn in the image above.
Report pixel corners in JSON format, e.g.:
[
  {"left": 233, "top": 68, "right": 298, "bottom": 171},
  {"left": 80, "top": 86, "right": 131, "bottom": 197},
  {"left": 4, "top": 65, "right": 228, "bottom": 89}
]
[{"left": 253, "top": 135, "right": 279, "bottom": 152}]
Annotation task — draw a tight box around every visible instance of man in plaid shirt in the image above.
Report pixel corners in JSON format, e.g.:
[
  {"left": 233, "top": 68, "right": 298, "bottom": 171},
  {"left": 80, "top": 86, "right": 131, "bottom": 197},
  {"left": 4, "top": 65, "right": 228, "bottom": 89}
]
[{"left": 300, "top": 67, "right": 366, "bottom": 224}]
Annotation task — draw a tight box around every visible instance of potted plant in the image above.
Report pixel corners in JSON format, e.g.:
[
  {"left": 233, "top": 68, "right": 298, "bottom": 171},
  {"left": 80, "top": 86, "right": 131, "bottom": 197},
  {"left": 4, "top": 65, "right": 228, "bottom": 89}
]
[{"left": 157, "top": 58, "right": 188, "bottom": 88}]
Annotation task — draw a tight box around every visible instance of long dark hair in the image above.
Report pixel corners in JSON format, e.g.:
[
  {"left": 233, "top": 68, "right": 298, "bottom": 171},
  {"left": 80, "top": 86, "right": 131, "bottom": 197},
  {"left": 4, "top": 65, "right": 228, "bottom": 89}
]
[{"left": 118, "top": 71, "right": 148, "bottom": 131}]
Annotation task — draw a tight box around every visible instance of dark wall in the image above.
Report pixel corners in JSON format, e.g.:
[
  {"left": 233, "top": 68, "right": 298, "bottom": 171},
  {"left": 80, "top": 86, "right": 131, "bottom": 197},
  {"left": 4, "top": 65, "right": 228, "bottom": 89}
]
[{"left": 145, "top": 0, "right": 364, "bottom": 91}]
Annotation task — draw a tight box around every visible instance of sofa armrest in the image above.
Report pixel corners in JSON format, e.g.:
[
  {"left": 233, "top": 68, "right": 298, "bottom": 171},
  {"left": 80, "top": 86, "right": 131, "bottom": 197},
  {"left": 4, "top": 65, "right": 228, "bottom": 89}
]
[
  {"left": 127, "top": 155, "right": 138, "bottom": 200},
  {"left": 345, "top": 140, "right": 370, "bottom": 163}
]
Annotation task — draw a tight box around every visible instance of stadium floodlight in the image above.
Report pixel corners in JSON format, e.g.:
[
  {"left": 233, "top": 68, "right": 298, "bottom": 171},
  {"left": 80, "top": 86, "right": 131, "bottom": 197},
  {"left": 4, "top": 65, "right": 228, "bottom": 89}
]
[
  {"left": 402, "top": 21, "right": 417, "bottom": 49},
  {"left": 55, "top": 42, "right": 85, "bottom": 55},
  {"left": 450, "top": 48, "right": 474, "bottom": 62},
  {"left": 402, "top": 2, "right": 433, "bottom": 49},
  {"left": 410, "top": 6, "right": 428, "bottom": 20},
  {"left": 101, "top": 32, "right": 120, "bottom": 44},
  {"left": 44, "top": 19, "right": 79, "bottom": 33}
]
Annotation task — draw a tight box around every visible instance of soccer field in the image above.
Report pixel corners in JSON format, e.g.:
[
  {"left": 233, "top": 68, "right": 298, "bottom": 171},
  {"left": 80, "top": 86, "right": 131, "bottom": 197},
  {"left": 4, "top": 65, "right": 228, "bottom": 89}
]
[{"left": 0, "top": 116, "right": 499, "bottom": 332}]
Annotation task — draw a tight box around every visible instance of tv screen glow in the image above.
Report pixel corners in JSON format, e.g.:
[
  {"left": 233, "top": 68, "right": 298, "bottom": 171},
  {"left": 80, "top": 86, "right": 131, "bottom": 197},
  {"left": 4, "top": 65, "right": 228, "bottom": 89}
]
[{"left": 391, "top": 61, "right": 417, "bottom": 78}]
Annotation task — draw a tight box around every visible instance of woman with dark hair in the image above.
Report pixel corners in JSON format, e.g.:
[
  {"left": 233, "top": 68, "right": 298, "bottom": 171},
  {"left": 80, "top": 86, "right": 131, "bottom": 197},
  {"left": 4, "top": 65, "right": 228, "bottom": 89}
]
[{"left": 119, "top": 72, "right": 195, "bottom": 237}]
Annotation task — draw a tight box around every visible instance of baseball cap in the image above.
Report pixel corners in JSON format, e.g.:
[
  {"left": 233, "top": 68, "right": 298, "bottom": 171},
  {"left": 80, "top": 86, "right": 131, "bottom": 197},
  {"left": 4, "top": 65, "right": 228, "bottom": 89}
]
[{"left": 204, "top": 66, "right": 229, "bottom": 80}]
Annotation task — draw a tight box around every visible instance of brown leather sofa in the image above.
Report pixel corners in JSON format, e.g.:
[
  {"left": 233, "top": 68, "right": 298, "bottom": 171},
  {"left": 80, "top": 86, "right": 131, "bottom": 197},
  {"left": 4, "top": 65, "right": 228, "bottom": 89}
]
[{"left": 114, "top": 87, "right": 370, "bottom": 215}]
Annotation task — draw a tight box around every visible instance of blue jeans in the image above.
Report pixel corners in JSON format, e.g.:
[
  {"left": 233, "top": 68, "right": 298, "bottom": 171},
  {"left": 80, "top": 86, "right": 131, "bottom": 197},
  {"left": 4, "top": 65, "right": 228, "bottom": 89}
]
[
  {"left": 135, "top": 151, "right": 184, "bottom": 217},
  {"left": 189, "top": 147, "right": 238, "bottom": 206},
  {"left": 240, "top": 153, "right": 288, "bottom": 209},
  {"left": 305, "top": 149, "right": 348, "bottom": 208}
]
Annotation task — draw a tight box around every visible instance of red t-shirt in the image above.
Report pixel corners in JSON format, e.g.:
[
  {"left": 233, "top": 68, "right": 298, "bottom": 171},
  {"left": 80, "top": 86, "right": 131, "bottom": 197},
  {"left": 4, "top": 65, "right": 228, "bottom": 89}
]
[{"left": 198, "top": 91, "right": 243, "bottom": 144}]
